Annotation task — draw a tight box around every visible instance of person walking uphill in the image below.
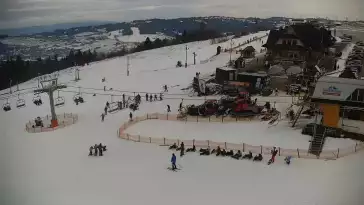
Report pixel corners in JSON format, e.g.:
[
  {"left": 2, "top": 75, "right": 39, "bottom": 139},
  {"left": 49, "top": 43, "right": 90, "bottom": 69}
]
[{"left": 171, "top": 153, "right": 177, "bottom": 170}]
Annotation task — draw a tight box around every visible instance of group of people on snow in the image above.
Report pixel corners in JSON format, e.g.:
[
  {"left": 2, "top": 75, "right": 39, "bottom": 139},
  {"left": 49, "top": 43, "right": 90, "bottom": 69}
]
[
  {"left": 145, "top": 93, "right": 163, "bottom": 102},
  {"left": 89, "top": 143, "right": 107, "bottom": 156},
  {"left": 168, "top": 144, "right": 291, "bottom": 169}
]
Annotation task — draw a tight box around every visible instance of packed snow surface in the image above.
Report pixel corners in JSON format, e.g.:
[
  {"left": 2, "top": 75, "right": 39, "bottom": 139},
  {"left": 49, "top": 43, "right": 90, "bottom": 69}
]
[{"left": 0, "top": 31, "right": 363, "bottom": 205}]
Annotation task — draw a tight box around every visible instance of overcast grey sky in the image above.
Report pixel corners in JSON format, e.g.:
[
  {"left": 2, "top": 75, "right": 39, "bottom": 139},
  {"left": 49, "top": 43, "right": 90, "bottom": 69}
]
[{"left": 1, "top": 0, "right": 363, "bottom": 29}]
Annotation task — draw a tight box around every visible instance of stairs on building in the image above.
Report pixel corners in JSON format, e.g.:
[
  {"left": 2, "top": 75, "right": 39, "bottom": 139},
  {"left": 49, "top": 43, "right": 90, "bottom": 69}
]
[{"left": 309, "top": 127, "right": 331, "bottom": 156}]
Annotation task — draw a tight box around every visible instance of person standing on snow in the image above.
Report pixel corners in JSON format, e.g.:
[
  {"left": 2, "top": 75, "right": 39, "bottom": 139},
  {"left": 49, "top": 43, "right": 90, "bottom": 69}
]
[
  {"left": 179, "top": 100, "right": 183, "bottom": 111},
  {"left": 98, "top": 143, "right": 103, "bottom": 156},
  {"left": 270, "top": 147, "right": 278, "bottom": 163},
  {"left": 145, "top": 93, "right": 149, "bottom": 101},
  {"left": 104, "top": 106, "right": 108, "bottom": 115},
  {"left": 149, "top": 95, "right": 153, "bottom": 102},
  {"left": 171, "top": 153, "right": 177, "bottom": 170},
  {"left": 129, "top": 112, "right": 133, "bottom": 121},
  {"left": 94, "top": 144, "right": 98, "bottom": 156},
  {"left": 101, "top": 113, "right": 105, "bottom": 122},
  {"left": 167, "top": 105, "right": 171, "bottom": 113},
  {"left": 154, "top": 94, "right": 158, "bottom": 101},
  {"left": 89, "top": 146, "right": 93, "bottom": 156},
  {"left": 180, "top": 142, "right": 185, "bottom": 157}
]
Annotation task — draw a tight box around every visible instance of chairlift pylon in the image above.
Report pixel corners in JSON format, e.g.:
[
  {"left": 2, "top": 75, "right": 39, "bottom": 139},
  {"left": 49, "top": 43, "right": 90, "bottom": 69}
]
[
  {"left": 16, "top": 94, "right": 26, "bottom": 108},
  {"left": 54, "top": 90, "right": 65, "bottom": 107},
  {"left": 3, "top": 99, "right": 11, "bottom": 112}
]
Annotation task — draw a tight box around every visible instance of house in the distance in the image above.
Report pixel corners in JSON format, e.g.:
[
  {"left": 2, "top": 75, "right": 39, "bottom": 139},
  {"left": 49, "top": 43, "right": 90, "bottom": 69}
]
[{"left": 263, "top": 23, "right": 336, "bottom": 66}]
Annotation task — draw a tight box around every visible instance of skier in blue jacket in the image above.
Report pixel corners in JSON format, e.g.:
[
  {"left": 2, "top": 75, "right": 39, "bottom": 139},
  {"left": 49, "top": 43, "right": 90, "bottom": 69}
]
[{"left": 171, "top": 153, "right": 177, "bottom": 170}]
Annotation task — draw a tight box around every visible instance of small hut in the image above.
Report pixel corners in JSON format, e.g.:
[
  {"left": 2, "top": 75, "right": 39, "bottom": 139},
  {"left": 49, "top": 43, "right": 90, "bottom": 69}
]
[
  {"left": 242, "top": 46, "right": 256, "bottom": 58},
  {"left": 215, "top": 67, "right": 237, "bottom": 84}
]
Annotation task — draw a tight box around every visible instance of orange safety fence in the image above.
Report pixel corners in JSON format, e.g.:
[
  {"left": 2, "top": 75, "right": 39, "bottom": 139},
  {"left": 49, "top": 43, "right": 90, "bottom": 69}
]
[{"left": 117, "top": 113, "right": 364, "bottom": 160}]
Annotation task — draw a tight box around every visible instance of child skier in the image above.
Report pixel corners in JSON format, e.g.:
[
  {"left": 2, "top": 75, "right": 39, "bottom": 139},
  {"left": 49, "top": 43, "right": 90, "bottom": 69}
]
[
  {"left": 285, "top": 156, "right": 292, "bottom": 165},
  {"left": 171, "top": 153, "right": 177, "bottom": 170}
]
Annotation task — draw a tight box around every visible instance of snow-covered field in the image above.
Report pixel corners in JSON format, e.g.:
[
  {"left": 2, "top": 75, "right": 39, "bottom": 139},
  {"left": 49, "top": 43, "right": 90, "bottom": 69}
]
[
  {"left": 1, "top": 31, "right": 363, "bottom": 205},
  {"left": 108, "top": 27, "right": 172, "bottom": 43}
]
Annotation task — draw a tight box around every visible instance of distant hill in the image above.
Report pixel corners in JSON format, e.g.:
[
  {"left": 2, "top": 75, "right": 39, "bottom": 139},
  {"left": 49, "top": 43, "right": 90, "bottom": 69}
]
[
  {"left": 0, "top": 17, "right": 287, "bottom": 37},
  {"left": 0, "top": 21, "right": 117, "bottom": 36}
]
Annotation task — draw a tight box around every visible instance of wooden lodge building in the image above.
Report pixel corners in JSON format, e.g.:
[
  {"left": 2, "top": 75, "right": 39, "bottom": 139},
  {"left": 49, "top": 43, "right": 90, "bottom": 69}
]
[{"left": 263, "top": 23, "right": 336, "bottom": 67}]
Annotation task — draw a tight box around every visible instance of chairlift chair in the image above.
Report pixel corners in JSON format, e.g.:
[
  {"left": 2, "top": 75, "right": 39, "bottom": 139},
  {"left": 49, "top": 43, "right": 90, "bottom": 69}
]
[
  {"left": 33, "top": 94, "right": 43, "bottom": 106},
  {"left": 3, "top": 100, "right": 11, "bottom": 112},
  {"left": 16, "top": 94, "right": 26, "bottom": 108},
  {"left": 73, "top": 93, "right": 84, "bottom": 104},
  {"left": 54, "top": 91, "right": 65, "bottom": 107}
]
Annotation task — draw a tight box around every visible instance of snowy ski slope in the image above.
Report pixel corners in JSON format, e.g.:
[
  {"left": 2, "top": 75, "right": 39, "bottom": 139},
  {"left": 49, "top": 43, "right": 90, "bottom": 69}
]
[{"left": 0, "top": 31, "right": 363, "bottom": 205}]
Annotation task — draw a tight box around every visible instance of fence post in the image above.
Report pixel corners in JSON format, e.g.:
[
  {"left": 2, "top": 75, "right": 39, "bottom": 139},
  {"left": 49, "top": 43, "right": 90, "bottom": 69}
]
[
  {"left": 138, "top": 135, "right": 141, "bottom": 142},
  {"left": 167, "top": 113, "right": 169, "bottom": 120},
  {"left": 127, "top": 134, "right": 129, "bottom": 140},
  {"left": 278, "top": 147, "right": 281, "bottom": 156},
  {"left": 209, "top": 116, "right": 211, "bottom": 122},
  {"left": 224, "top": 142, "right": 227, "bottom": 149},
  {"left": 243, "top": 143, "right": 245, "bottom": 152},
  {"left": 297, "top": 149, "right": 300, "bottom": 158},
  {"left": 193, "top": 139, "right": 195, "bottom": 146},
  {"left": 147, "top": 113, "right": 149, "bottom": 119},
  {"left": 177, "top": 139, "right": 180, "bottom": 146},
  {"left": 355, "top": 143, "right": 357, "bottom": 152},
  {"left": 337, "top": 148, "right": 339, "bottom": 158},
  {"left": 222, "top": 116, "right": 224, "bottom": 123},
  {"left": 236, "top": 116, "right": 238, "bottom": 122},
  {"left": 260, "top": 145, "right": 263, "bottom": 154},
  {"left": 207, "top": 140, "right": 210, "bottom": 147},
  {"left": 149, "top": 137, "right": 151, "bottom": 143},
  {"left": 164, "top": 138, "right": 166, "bottom": 145},
  {"left": 197, "top": 115, "right": 198, "bottom": 122}
]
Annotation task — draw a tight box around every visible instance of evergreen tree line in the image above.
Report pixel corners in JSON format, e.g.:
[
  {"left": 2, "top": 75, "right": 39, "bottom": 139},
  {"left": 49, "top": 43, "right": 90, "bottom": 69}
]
[{"left": 0, "top": 29, "right": 221, "bottom": 91}]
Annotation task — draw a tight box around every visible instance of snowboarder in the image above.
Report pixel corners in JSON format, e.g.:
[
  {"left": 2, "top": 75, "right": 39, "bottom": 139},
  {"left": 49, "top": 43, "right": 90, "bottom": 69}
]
[
  {"left": 167, "top": 105, "right": 171, "bottom": 113},
  {"left": 180, "top": 142, "right": 185, "bottom": 157},
  {"left": 94, "top": 144, "right": 98, "bottom": 156},
  {"left": 171, "top": 153, "right": 177, "bottom": 170},
  {"left": 89, "top": 146, "right": 93, "bottom": 156},
  {"left": 129, "top": 112, "right": 133, "bottom": 121},
  {"left": 154, "top": 94, "right": 158, "bottom": 101},
  {"left": 101, "top": 113, "right": 105, "bottom": 122},
  {"left": 285, "top": 156, "right": 291, "bottom": 165},
  {"left": 145, "top": 93, "right": 149, "bottom": 101},
  {"left": 149, "top": 95, "right": 153, "bottom": 102},
  {"left": 104, "top": 106, "right": 108, "bottom": 115}
]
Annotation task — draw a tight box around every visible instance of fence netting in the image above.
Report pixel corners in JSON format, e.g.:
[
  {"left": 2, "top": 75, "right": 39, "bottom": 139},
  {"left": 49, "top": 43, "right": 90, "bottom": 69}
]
[{"left": 117, "top": 113, "right": 364, "bottom": 160}]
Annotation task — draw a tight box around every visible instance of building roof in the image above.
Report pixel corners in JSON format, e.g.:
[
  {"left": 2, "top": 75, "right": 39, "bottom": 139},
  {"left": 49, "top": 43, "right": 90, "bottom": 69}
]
[
  {"left": 263, "top": 24, "right": 335, "bottom": 51},
  {"left": 311, "top": 76, "right": 364, "bottom": 106},
  {"left": 216, "top": 67, "right": 236, "bottom": 71}
]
